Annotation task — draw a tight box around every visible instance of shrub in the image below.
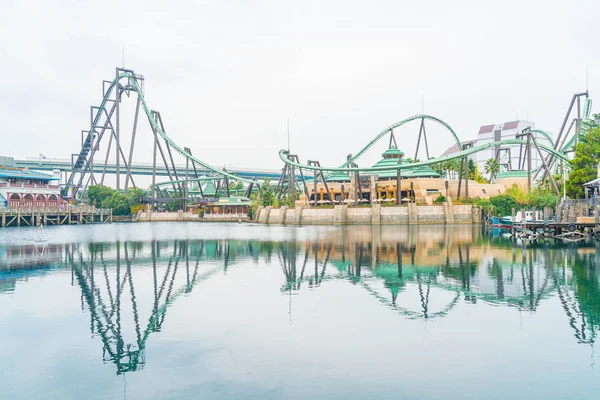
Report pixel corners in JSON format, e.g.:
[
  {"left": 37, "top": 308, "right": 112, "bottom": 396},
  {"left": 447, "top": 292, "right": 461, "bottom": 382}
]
[
  {"left": 475, "top": 198, "right": 494, "bottom": 215},
  {"left": 130, "top": 204, "right": 144, "bottom": 215},
  {"left": 433, "top": 195, "right": 446, "bottom": 204},
  {"left": 489, "top": 194, "right": 520, "bottom": 216}
]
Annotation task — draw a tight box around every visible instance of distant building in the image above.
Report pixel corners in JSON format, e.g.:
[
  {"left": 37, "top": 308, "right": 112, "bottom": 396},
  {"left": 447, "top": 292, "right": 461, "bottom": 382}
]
[
  {"left": 474, "top": 120, "right": 552, "bottom": 172},
  {"left": 0, "top": 157, "right": 62, "bottom": 209},
  {"left": 440, "top": 120, "right": 553, "bottom": 175}
]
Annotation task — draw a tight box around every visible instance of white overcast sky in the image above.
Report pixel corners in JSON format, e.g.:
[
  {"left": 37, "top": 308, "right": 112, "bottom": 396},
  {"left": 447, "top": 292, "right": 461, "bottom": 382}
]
[{"left": 1, "top": 0, "right": 598, "bottom": 171}]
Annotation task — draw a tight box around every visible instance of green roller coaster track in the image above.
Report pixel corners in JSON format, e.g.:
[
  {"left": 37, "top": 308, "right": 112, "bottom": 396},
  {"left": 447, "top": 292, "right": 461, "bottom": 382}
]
[
  {"left": 118, "top": 72, "right": 257, "bottom": 184},
  {"left": 321, "top": 99, "right": 592, "bottom": 177},
  {"left": 340, "top": 114, "right": 463, "bottom": 168},
  {"left": 280, "top": 138, "right": 572, "bottom": 174},
  {"left": 69, "top": 70, "right": 258, "bottom": 198},
  {"left": 73, "top": 70, "right": 592, "bottom": 198}
]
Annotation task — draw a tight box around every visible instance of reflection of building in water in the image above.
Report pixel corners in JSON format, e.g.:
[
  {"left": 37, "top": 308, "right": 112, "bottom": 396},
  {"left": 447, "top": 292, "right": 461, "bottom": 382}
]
[
  {"left": 0, "top": 244, "right": 64, "bottom": 294},
  {"left": 0, "top": 244, "right": 63, "bottom": 270},
  {"left": 278, "top": 232, "right": 600, "bottom": 337},
  {"left": 5, "top": 233, "right": 599, "bottom": 374}
]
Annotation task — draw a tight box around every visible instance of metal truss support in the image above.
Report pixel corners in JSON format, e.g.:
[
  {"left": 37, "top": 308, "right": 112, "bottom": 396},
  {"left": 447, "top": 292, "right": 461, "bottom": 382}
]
[
  {"left": 124, "top": 96, "right": 141, "bottom": 190},
  {"left": 537, "top": 92, "right": 587, "bottom": 182},
  {"left": 414, "top": 117, "right": 430, "bottom": 161}
]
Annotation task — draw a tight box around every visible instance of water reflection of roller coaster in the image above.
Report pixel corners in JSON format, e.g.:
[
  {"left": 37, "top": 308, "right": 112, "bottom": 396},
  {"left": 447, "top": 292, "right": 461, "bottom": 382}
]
[{"left": 57, "top": 234, "right": 600, "bottom": 374}]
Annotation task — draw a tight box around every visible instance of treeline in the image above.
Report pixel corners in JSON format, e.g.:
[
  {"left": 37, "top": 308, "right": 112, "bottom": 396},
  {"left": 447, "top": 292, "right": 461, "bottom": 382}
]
[
  {"left": 472, "top": 184, "right": 558, "bottom": 216},
  {"left": 86, "top": 185, "right": 145, "bottom": 215}
]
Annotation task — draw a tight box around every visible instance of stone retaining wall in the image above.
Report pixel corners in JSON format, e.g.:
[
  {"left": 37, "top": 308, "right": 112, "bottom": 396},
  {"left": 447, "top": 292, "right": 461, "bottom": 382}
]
[
  {"left": 136, "top": 211, "right": 248, "bottom": 223},
  {"left": 254, "top": 203, "right": 480, "bottom": 225}
]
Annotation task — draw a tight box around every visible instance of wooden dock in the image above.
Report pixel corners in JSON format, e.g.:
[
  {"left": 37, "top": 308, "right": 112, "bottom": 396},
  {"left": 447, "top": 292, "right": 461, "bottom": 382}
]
[
  {"left": 509, "top": 205, "right": 600, "bottom": 242},
  {"left": 1, "top": 207, "right": 112, "bottom": 228}
]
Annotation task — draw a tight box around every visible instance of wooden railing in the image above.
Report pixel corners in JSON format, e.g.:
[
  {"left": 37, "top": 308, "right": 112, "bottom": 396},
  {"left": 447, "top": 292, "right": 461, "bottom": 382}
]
[{"left": 4, "top": 182, "right": 59, "bottom": 189}]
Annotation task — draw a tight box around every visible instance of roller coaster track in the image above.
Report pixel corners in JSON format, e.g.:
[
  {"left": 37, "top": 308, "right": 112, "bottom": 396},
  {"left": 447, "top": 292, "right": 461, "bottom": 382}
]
[
  {"left": 322, "top": 99, "right": 591, "bottom": 177},
  {"left": 340, "top": 114, "right": 462, "bottom": 168},
  {"left": 65, "top": 69, "right": 258, "bottom": 199},
  {"left": 280, "top": 138, "right": 571, "bottom": 174}
]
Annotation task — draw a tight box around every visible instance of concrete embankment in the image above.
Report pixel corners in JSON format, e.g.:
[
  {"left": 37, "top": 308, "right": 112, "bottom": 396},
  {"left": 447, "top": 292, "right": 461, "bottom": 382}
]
[
  {"left": 254, "top": 203, "right": 480, "bottom": 225},
  {"left": 135, "top": 210, "right": 248, "bottom": 223}
]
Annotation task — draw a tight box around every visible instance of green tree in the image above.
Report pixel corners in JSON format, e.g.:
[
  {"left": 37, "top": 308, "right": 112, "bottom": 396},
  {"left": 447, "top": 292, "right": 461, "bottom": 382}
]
[
  {"left": 489, "top": 194, "right": 520, "bottom": 216},
  {"left": 85, "top": 185, "right": 146, "bottom": 215},
  {"left": 566, "top": 124, "right": 600, "bottom": 198},
  {"left": 484, "top": 158, "right": 500, "bottom": 182},
  {"left": 86, "top": 185, "right": 114, "bottom": 205},
  {"left": 446, "top": 159, "right": 460, "bottom": 179},
  {"left": 259, "top": 178, "right": 275, "bottom": 206},
  {"left": 430, "top": 157, "right": 446, "bottom": 178},
  {"left": 468, "top": 161, "right": 487, "bottom": 183}
]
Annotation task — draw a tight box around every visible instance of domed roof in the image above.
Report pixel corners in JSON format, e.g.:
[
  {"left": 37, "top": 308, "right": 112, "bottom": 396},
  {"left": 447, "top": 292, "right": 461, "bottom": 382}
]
[
  {"left": 203, "top": 181, "right": 217, "bottom": 196},
  {"left": 371, "top": 146, "right": 405, "bottom": 179},
  {"left": 371, "top": 145, "right": 441, "bottom": 180},
  {"left": 327, "top": 171, "right": 351, "bottom": 182}
]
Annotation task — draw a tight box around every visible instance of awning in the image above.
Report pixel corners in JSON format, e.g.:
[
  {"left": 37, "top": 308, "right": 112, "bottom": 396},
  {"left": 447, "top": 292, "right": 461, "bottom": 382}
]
[{"left": 583, "top": 178, "right": 600, "bottom": 188}]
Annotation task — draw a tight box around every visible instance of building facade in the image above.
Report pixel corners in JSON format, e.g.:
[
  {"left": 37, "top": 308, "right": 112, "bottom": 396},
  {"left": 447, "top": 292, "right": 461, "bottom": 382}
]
[
  {"left": 302, "top": 145, "right": 505, "bottom": 205},
  {"left": 474, "top": 120, "right": 552, "bottom": 172},
  {"left": 0, "top": 158, "right": 62, "bottom": 209}
]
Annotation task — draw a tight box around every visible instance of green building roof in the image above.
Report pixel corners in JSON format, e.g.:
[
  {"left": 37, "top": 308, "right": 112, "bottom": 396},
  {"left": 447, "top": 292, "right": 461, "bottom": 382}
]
[
  {"left": 327, "top": 171, "right": 351, "bottom": 182},
  {"left": 370, "top": 146, "right": 440, "bottom": 180},
  {"left": 496, "top": 170, "right": 528, "bottom": 179},
  {"left": 203, "top": 181, "right": 217, "bottom": 196}
]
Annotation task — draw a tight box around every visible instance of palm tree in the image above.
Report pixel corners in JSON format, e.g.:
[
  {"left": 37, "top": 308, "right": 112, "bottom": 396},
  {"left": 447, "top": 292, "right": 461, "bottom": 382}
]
[{"left": 484, "top": 158, "right": 500, "bottom": 182}]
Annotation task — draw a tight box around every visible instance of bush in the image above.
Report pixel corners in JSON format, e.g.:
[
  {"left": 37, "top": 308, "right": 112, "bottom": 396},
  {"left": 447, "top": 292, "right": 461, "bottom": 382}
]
[
  {"left": 489, "top": 194, "right": 521, "bottom": 216},
  {"left": 86, "top": 185, "right": 146, "bottom": 216},
  {"left": 130, "top": 204, "right": 144, "bottom": 215},
  {"left": 527, "top": 190, "right": 558, "bottom": 209},
  {"left": 433, "top": 195, "right": 446, "bottom": 204},
  {"left": 475, "top": 198, "right": 494, "bottom": 215}
]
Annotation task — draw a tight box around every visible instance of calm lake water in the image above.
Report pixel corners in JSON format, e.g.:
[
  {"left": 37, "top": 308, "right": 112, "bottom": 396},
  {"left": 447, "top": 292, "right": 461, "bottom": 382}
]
[{"left": 1, "top": 222, "right": 600, "bottom": 399}]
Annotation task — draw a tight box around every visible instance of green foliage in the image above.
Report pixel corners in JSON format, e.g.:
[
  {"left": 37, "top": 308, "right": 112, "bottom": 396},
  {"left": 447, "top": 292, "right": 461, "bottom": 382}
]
[
  {"left": 433, "top": 194, "right": 446, "bottom": 204},
  {"left": 566, "top": 124, "right": 600, "bottom": 198},
  {"left": 259, "top": 179, "right": 275, "bottom": 206},
  {"left": 484, "top": 158, "right": 500, "bottom": 181},
  {"left": 475, "top": 198, "right": 494, "bottom": 215},
  {"left": 482, "top": 184, "right": 558, "bottom": 216},
  {"left": 504, "top": 184, "right": 528, "bottom": 206},
  {"left": 87, "top": 185, "right": 114, "bottom": 206},
  {"left": 430, "top": 158, "right": 462, "bottom": 180},
  {"left": 538, "top": 162, "right": 566, "bottom": 194},
  {"left": 281, "top": 194, "right": 296, "bottom": 208},
  {"left": 86, "top": 185, "right": 146, "bottom": 216},
  {"left": 469, "top": 162, "right": 488, "bottom": 183},
  {"left": 527, "top": 190, "right": 559, "bottom": 209},
  {"left": 489, "top": 194, "right": 520, "bottom": 216},
  {"left": 130, "top": 204, "right": 144, "bottom": 215},
  {"left": 228, "top": 179, "right": 245, "bottom": 195}
]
